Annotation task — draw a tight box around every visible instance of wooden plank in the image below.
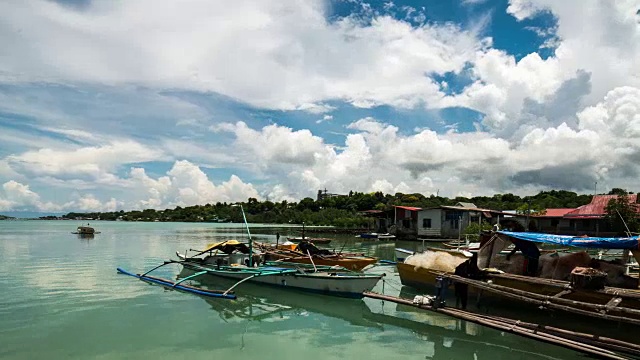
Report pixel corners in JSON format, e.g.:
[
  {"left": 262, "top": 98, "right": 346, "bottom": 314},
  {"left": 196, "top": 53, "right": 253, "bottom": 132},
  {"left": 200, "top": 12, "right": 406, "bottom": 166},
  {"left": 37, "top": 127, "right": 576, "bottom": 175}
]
[
  {"left": 443, "top": 274, "right": 640, "bottom": 324},
  {"left": 604, "top": 297, "right": 623, "bottom": 313},
  {"left": 488, "top": 272, "right": 640, "bottom": 300},
  {"left": 553, "top": 289, "right": 573, "bottom": 298}
]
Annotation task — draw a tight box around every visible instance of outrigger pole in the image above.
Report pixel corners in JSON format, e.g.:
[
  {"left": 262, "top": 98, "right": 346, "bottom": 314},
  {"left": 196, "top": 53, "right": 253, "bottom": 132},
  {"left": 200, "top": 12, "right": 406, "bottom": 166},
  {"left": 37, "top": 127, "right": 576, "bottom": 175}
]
[{"left": 116, "top": 266, "right": 236, "bottom": 300}]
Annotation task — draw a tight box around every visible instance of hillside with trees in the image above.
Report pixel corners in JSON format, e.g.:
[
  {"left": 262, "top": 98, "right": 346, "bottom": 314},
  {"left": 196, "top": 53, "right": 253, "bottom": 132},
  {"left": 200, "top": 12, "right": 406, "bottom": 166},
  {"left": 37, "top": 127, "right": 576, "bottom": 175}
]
[{"left": 57, "top": 189, "right": 597, "bottom": 226}]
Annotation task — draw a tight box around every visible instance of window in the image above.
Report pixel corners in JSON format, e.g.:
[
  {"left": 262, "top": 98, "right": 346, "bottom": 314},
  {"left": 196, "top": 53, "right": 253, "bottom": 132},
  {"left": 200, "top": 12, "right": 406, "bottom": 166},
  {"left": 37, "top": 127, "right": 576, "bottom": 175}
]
[
  {"left": 445, "top": 211, "right": 463, "bottom": 221},
  {"left": 423, "top": 218, "right": 432, "bottom": 228}
]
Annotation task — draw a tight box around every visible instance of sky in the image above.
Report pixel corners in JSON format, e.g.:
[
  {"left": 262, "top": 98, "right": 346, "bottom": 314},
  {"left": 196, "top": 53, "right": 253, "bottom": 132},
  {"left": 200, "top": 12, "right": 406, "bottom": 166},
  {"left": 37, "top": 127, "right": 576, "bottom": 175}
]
[{"left": 0, "top": 0, "right": 639, "bottom": 213}]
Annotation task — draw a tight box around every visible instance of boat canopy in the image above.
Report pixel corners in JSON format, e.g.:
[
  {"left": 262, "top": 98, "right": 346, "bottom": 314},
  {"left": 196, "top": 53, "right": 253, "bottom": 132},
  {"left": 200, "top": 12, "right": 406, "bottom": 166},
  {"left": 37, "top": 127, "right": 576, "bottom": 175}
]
[
  {"left": 202, "top": 240, "right": 250, "bottom": 254},
  {"left": 498, "top": 231, "right": 640, "bottom": 250}
]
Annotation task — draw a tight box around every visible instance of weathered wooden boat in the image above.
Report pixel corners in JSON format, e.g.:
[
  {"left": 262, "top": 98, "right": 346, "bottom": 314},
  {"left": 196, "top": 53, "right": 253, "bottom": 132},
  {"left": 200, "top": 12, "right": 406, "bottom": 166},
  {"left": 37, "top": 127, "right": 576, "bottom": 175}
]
[
  {"left": 264, "top": 251, "right": 378, "bottom": 271},
  {"left": 397, "top": 247, "right": 472, "bottom": 291},
  {"left": 258, "top": 240, "right": 378, "bottom": 271},
  {"left": 72, "top": 224, "right": 100, "bottom": 235},
  {"left": 398, "top": 230, "right": 640, "bottom": 326},
  {"left": 273, "top": 240, "right": 297, "bottom": 251},
  {"left": 395, "top": 246, "right": 473, "bottom": 263},
  {"left": 287, "top": 236, "right": 332, "bottom": 244}
]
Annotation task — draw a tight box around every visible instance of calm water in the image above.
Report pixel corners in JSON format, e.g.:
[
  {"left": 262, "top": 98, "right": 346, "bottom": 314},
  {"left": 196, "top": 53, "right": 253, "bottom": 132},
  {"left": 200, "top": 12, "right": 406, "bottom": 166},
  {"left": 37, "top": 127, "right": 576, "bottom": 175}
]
[{"left": 0, "top": 221, "right": 585, "bottom": 359}]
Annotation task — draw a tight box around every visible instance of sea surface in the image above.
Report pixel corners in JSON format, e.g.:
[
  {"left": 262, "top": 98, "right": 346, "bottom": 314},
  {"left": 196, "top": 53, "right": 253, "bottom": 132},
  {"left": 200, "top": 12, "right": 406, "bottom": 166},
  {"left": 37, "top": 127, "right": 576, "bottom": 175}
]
[{"left": 0, "top": 220, "right": 585, "bottom": 359}]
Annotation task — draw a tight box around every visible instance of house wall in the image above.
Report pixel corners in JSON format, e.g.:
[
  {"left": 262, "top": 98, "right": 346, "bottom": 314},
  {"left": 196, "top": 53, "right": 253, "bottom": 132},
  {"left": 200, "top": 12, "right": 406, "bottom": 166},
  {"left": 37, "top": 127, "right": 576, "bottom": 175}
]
[
  {"left": 441, "top": 209, "right": 468, "bottom": 238},
  {"left": 417, "top": 209, "right": 442, "bottom": 237},
  {"left": 527, "top": 217, "right": 620, "bottom": 236},
  {"left": 394, "top": 208, "right": 419, "bottom": 239}
]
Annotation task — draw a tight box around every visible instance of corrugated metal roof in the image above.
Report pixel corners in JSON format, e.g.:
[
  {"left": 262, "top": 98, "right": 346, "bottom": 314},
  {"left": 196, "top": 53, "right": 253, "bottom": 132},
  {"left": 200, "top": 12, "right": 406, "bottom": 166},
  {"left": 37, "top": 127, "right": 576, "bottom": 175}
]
[
  {"left": 565, "top": 194, "right": 639, "bottom": 218},
  {"left": 394, "top": 205, "right": 422, "bottom": 211},
  {"left": 538, "top": 208, "right": 576, "bottom": 217},
  {"left": 456, "top": 202, "right": 477, "bottom": 208}
]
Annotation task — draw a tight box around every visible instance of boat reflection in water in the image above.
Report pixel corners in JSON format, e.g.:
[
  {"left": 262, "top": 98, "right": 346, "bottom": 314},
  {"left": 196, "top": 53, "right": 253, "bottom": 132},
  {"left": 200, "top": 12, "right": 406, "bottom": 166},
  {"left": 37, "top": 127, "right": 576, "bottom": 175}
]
[
  {"left": 76, "top": 233, "right": 95, "bottom": 240},
  {"left": 364, "top": 286, "right": 581, "bottom": 360},
  {"left": 177, "top": 267, "right": 381, "bottom": 328},
  {"left": 177, "top": 269, "right": 580, "bottom": 359}
]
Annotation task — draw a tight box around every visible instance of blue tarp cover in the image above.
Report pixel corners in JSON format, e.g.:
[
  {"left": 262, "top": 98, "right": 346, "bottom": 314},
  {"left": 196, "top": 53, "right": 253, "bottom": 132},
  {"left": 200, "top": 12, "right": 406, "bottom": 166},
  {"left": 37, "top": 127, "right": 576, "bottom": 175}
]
[{"left": 497, "top": 231, "right": 640, "bottom": 250}]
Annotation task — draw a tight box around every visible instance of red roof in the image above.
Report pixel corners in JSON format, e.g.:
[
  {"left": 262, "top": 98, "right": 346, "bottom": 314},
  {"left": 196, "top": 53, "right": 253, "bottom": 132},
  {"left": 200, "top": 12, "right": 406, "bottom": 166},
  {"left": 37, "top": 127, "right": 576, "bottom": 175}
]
[
  {"left": 565, "top": 194, "right": 640, "bottom": 218},
  {"left": 394, "top": 205, "right": 422, "bottom": 211},
  {"left": 538, "top": 208, "right": 576, "bottom": 217}
]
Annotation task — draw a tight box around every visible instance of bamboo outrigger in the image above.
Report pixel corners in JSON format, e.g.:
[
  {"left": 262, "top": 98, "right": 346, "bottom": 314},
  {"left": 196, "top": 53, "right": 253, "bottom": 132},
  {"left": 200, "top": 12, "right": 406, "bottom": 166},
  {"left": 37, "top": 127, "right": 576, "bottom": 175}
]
[{"left": 116, "top": 265, "right": 237, "bottom": 299}]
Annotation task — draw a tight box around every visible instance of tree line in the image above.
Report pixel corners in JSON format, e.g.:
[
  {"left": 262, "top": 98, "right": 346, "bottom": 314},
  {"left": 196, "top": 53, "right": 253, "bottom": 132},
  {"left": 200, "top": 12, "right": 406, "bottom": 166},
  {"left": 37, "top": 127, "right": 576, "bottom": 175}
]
[{"left": 57, "top": 189, "right": 604, "bottom": 226}]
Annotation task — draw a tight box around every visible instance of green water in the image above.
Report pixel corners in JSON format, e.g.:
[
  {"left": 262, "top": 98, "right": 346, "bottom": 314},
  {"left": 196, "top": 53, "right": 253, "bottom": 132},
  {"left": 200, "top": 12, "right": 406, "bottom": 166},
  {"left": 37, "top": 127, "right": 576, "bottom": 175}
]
[{"left": 0, "top": 221, "right": 584, "bottom": 359}]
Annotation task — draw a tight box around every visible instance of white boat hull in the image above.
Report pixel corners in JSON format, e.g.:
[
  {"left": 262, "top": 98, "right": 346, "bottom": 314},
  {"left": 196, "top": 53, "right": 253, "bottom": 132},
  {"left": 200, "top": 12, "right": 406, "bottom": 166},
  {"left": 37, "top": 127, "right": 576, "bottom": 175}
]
[
  {"left": 395, "top": 248, "right": 414, "bottom": 262},
  {"left": 358, "top": 233, "right": 396, "bottom": 240},
  {"left": 180, "top": 262, "right": 382, "bottom": 298}
]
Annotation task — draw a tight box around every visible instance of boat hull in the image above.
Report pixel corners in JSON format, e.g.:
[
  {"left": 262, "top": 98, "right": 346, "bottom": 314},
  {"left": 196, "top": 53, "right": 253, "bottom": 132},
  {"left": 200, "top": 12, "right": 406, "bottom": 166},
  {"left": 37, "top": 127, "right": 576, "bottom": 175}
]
[
  {"left": 358, "top": 233, "right": 396, "bottom": 240},
  {"left": 395, "top": 248, "right": 414, "bottom": 262},
  {"left": 287, "top": 237, "right": 332, "bottom": 244},
  {"left": 396, "top": 262, "right": 455, "bottom": 291},
  {"left": 181, "top": 262, "right": 382, "bottom": 298},
  {"left": 396, "top": 251, "right": 640, "bottom": 326}
]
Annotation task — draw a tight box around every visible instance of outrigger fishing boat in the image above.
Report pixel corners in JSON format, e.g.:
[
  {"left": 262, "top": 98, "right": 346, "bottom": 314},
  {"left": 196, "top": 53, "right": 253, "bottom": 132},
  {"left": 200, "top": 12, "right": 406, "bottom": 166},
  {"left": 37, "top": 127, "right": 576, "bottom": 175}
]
[
  {"left": 118, "top": 206, "right": 383, "bottom": 299},
  {"left": 397, "top": 230, "right": 640, "bottom": 326},
  {"left": 173, "top": 239, "right": 382, "bottom": 298}
]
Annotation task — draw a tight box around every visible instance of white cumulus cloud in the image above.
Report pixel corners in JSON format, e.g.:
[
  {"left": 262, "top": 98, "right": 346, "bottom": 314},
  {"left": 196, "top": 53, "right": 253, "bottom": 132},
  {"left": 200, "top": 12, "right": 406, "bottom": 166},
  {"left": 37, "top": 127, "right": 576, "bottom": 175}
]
[{"left": 0, "top": 0, "right": 486, "bottom": 111}]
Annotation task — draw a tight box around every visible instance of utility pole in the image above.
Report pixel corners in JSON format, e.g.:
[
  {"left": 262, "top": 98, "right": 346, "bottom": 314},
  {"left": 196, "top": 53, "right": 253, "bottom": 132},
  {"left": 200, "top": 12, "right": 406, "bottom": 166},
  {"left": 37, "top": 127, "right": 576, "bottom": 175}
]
[{"left": 594, "top": 181, "right": 598, "bottom": 196}]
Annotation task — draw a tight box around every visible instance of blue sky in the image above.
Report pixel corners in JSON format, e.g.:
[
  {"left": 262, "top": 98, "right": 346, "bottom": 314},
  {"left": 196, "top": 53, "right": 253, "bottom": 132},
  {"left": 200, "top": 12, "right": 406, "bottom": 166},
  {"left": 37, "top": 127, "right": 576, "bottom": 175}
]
[{"left": 0, "top": 0, "right": 639, "bottom": 213}]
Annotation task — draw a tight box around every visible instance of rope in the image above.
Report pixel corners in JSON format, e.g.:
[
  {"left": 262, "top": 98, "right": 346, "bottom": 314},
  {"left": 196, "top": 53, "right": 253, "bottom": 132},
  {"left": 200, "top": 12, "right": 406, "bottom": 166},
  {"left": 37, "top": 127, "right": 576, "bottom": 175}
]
[{"left": 381, "top": 278, "right": 403, "bottom": 294}]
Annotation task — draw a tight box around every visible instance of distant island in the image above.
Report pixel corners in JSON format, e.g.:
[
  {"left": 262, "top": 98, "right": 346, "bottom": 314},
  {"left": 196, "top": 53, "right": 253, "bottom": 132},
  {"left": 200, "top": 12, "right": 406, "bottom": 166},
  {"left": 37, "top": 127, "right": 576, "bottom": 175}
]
[
  {"left": 0, "top": 214, "right": 15, "bottom": 220},
  {"left": 36, "top": 189, "right": 606, "bottom": 226}
]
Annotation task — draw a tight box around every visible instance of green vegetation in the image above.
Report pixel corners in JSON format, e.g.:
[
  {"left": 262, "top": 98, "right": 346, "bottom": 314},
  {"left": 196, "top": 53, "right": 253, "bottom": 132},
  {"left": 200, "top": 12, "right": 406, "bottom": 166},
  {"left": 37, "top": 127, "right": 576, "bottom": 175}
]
[
  {"left": 463, "top": 221, "right": 493, "bottom": 241},
  {"left": 0, "top": 214, "right": 13, "bottom": 220},
  {"left": 58, "top": 190, "right": 597, "bottom": 225},
  {"left": 604, "top": 188, "right": 639, "bottom": 235}
]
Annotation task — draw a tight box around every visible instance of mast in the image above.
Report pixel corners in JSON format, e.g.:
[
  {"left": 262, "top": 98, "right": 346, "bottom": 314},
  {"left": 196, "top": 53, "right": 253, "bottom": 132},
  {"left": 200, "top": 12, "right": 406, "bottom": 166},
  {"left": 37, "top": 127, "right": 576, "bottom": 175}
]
[{"left": 236, "top": 204, "right": 253, "bottom": 267}]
